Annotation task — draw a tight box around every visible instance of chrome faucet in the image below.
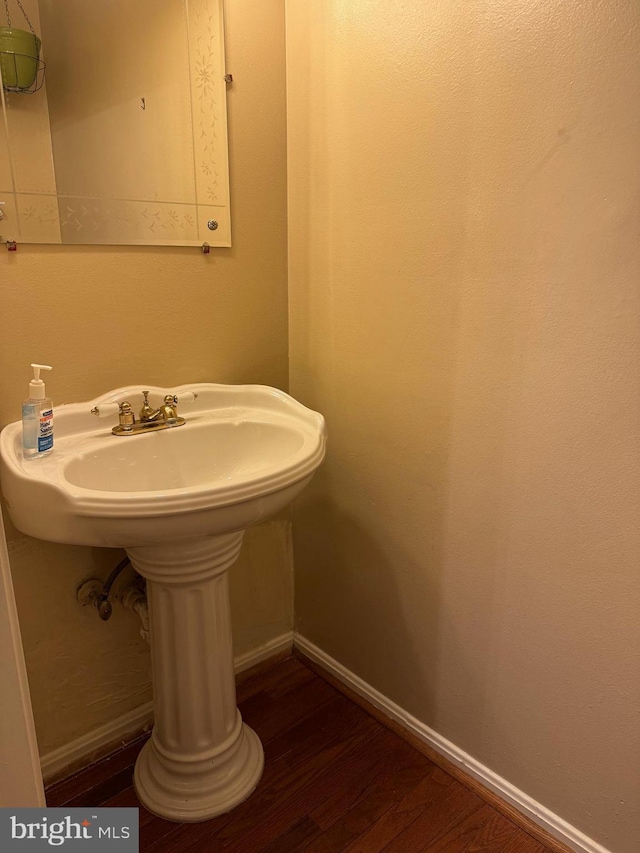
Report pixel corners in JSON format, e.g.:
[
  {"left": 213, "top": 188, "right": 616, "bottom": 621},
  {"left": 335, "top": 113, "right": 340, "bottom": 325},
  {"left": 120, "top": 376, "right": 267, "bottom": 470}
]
[{"left": 92, "top": 390, "right": 190, "bottom": 436}]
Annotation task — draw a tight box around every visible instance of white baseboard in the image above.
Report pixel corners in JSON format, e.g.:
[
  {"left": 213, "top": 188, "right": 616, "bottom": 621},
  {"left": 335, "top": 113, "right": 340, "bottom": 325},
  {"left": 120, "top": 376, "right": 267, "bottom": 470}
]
[
  {"left": 294, "top": 633, "right": 612, "bottom": 853},
  {"left": 41, "top": 631, "right": 294, "bottom": 784},
  {"left": 234, "top": 631, "right": 294, "bottom": 675},
  {"left": 40, "top": 701, "right": 155, "bottom": 784}
]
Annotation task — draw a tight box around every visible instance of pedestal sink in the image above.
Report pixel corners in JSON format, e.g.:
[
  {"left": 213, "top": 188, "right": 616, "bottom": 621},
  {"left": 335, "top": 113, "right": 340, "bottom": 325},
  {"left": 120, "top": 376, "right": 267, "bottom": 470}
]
[{"left": 0, "top": 384, "right": 326, "bottom": 821}]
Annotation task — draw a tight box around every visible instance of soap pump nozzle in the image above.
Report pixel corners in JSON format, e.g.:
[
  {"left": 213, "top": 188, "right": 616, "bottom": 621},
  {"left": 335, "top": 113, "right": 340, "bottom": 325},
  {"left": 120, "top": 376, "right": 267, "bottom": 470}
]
[{"left": 29, "top": 363, "right": 52, "bottom": 400}]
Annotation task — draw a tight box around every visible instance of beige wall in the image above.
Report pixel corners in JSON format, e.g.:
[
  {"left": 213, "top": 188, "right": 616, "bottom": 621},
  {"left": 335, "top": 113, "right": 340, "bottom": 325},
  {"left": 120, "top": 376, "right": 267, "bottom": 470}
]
[
  {"left": 0, "top": 0, "right": 291, "bottom": 756},
  {"left": 287, "top": 3, "right": 640, "bottom": 853}
]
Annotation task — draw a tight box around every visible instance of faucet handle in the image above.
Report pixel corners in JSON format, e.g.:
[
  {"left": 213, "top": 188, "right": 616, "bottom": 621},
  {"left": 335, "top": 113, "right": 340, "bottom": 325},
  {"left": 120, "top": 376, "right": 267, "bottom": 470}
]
[
  {"left": 155, "top": 391, "right": 198, "bottom": 424},
  {"left": 175, "top": 391, "right": 198, "bottom": 404},
  {"left": 91, "top": 402, "right": 120, "bottom": 419},
  {"left": 90, "top": 400, "right": 135, "bottom": 430}
]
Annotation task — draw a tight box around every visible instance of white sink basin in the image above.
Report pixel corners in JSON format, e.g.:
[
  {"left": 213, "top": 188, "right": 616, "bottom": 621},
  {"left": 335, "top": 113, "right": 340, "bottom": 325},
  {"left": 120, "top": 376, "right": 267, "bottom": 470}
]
[
  {"left": 0, "top": 383, "right": 326, "bottom": 547},
  {"left": 0, "top": 383, "right": 326, "bottom": 822}
]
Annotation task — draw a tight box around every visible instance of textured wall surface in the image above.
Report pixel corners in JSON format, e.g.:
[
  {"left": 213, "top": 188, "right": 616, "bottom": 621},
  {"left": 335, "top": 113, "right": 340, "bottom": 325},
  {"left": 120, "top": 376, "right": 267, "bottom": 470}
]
[
  {"left": 287, "top": 3, "right": 640, "bottom": 852},
  {"left": 0, "top": 0, "right": 291, "bottom": 756}
]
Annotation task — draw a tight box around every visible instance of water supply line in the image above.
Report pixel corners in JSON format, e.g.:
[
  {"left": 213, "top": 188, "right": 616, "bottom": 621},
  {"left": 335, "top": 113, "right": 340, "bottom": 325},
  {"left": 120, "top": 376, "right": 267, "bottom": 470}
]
[{"left": 76, "top": 555, "right": 131, "bottom": 621}]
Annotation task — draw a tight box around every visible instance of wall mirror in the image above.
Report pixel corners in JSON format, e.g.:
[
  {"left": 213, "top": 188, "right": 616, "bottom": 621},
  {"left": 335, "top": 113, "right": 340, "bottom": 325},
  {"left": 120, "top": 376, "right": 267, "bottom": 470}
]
[{"left": 0, "top": 0, "right": 231, "bottom": 247}]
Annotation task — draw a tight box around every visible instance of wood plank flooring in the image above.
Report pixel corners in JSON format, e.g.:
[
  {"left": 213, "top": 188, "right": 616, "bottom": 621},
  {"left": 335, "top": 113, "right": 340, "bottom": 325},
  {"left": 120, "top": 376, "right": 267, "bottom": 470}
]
[{"left": 46, "top": 657, "right": 554, "bottom": 853}]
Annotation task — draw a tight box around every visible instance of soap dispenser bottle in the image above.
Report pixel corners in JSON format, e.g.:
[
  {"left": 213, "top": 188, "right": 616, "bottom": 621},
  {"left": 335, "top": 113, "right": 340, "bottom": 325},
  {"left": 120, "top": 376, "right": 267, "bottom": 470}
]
[{"left": 22, "top": 363, "right": 54, "bottom": 459}]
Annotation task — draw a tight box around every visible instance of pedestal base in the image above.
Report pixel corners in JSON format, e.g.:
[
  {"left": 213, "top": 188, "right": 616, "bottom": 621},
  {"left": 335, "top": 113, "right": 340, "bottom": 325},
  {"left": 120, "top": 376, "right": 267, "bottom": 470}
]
[
  {"left": 127, "top": 533, "right": 265, "bottom": 822},
  {"left": 134, "top": 719, "right": 264, "bottom": 822}
]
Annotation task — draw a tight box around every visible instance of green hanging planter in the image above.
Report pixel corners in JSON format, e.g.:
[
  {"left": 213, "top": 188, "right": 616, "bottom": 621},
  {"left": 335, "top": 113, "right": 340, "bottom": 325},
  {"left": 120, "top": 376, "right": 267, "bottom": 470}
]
[{"left": 0, "top": 26, "right": 41, "bottom": 91}]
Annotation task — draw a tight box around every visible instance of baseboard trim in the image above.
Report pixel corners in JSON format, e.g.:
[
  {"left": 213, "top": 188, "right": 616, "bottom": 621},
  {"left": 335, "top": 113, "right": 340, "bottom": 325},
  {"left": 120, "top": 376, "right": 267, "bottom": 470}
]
[
  {"left": 41, "top": 631, "right": 294, "bottom": 784},
  {"left": 40, "top": 702, "right": 154, "bottom": 785},
  {"left": 293, "top": 633, "right": 612, "bottom": 853},
  {"left": 234, "top": 631, "right": 294, "bottom": 676}
]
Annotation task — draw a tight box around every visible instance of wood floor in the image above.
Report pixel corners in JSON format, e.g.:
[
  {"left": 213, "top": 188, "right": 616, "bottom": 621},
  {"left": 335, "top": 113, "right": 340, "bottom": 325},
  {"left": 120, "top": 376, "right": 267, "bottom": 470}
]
[{"left": 46, "top": 657, "right": 554, "bottom": 852}]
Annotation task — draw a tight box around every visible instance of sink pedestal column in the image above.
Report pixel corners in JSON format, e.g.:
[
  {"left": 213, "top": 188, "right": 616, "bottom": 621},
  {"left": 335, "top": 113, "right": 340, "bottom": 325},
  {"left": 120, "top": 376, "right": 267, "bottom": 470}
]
[{"left": 127, "top": 532, "right": 264, "bottom": 822}]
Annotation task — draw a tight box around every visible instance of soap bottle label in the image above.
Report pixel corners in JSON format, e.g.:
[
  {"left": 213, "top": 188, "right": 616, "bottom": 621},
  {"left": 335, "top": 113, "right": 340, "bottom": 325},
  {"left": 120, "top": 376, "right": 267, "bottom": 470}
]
[{"left": 38, "top": 408, "right": 53, "bottom": 452}]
